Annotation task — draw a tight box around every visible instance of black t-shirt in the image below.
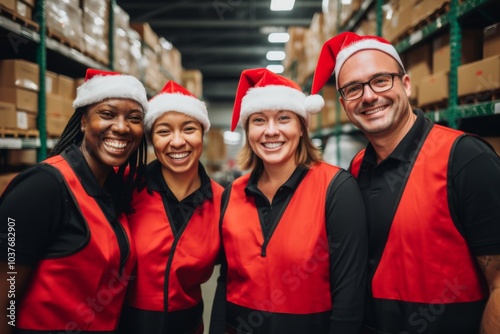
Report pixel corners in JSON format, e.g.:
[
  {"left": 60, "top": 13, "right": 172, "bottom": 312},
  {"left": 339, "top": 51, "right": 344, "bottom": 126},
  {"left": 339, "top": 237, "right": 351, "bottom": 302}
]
[{"left": 0, "top": 144, "right": 129, "bottom": 267}]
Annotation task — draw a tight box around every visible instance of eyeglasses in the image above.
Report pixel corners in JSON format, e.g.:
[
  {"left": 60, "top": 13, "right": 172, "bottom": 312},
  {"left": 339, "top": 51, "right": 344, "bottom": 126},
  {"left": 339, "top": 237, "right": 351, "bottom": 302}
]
[{"left": 338, "top": 73, "right": 405, "bottom": 101}]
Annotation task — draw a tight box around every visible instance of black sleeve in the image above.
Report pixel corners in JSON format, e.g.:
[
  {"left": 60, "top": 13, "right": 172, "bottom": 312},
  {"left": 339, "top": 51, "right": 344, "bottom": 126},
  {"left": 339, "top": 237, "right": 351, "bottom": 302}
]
[
  {"left": 209, "top": 185, "right": 231, "bottom": 334},
  {"left": 450, "top": 136, "right": 500, "bottom": 256},
  {"left": 325, "top": 170, "right": 368, "bottom": 334},
  {"left": 209, "top": 256, "right": 227, "bottom": 334},
  {"left": 0, "top": 165, "right": 64, "bottom": 266}
]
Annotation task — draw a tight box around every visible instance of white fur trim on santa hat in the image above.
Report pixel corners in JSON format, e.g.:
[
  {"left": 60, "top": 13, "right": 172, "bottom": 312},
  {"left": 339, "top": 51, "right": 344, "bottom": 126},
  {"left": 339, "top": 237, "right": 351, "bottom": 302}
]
[
  {"left": 145, "top": 92, "right": 210, "bottom": 134},
  {"left": 334, "top": 38, "right": 405, "bottom": 87},
  {"left": 241, "top": 85, "right": 315, "bottom": 127},
  {"left": 73, "top": 74, "right": 148, "bottom": 111}
]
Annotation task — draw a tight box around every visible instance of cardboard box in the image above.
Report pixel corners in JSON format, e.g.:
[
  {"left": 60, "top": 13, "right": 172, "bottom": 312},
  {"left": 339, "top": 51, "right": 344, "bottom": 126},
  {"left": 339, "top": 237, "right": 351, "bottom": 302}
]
[
  {"left": 404, "top": 43, "right": 432, "bottom": 102},
  {"left": 321, "top": 85, "right": 349, "bottom": 127},
  {"left": 16, "top": 0, "right": 32, "bottom": 19},
  {"left": 57, "top": 75, "right": 75, "bottom": 99},
  {"left": 130, "top": 22, "right": 159, "bottom": 51},
  {"left": 0, "top": 0, "right": 16, "bottom": 11},
  {"left": 484, "top": 23, "right": 500, "bottom": 58},
  {"left": 46, "top": 93, "right": 64, "bottom": 117},
  {"left": 20, "top": 0, "right": 34, "bottom": 6},
  {"left": 383, "top": 2, "right": 412, "bottom": 42},
  {"left": 46, "top": 115, "right": 67, "bottom": 137},
  {"left": 0, "top": 101, "right": 16, "bottom": 128},
  {"left": 61, "top": 98, "right": 74, "bottom": 118},
  {"left": 26, "top": 111, "right": 36, "bottom": 129},
  {"left": 418, "top": 71, "right": 449, "bottom": 106},
  {"left": 432, "top": 30, "right": 482, "bottom": 73},
  {"left": 0, "top": 87, "right": 38, "bottom": 113},
  {"left": 182, "top": 69, "right": 203, "bottom": 98},
  {"left": 45, "top": 71, "right": 58, "bottom": 94},
  {"left": 458, "top": 55, "right": 500, "bottom": 97},
  {"left": 0, "top": 59, "right": 39, "bottom": 91}
]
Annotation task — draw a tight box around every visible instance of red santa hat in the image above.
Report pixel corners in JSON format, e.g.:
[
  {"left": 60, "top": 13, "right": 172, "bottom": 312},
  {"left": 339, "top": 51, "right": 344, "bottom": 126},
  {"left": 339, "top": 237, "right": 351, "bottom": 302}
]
[
  {"left": 73, "top": 68, "right": 148, "bottom": 111},
  {"left": 311, "top": 32, "right": 405, "bottom": 94},
  {"left": 231, "top": 68, "right": 324, "bottom": 131},
  {"left": 146, "top": 81, "right": 210, "bottom": 133}
]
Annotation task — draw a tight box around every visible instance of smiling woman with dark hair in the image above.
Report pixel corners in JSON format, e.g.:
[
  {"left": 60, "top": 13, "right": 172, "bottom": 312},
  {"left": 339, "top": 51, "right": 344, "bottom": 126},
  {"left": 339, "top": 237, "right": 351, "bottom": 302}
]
[
  {"left": 0, "top": 68, "right": 148, "bottom": 334},
  {"left": 118, "top": 81, "right": 223, "bottom": 334}
]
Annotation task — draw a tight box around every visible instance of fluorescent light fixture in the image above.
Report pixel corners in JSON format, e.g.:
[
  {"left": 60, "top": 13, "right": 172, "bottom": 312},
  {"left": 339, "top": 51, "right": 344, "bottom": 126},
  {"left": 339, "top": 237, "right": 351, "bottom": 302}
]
[
  {"left": 266, "top": 51, "right": 286, "bottom": 61},
  {"left": 341, "top": 0, "right": 352, "bottom": 4},
  {"left": 270, "top": 0, "right": 295, "bottom": 11},
  {"left": 223, "top": 131, "right": 241, "bottom": 145},
  {"left": 266, "top": 65, "right": 284, "bottom": 73},
  {"left": 268, "top": 32, "right": 290, "bottom": 43}
]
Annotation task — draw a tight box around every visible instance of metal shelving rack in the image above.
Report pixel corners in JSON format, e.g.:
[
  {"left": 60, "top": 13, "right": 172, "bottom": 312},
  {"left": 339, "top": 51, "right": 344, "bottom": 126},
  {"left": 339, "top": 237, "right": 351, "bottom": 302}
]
[{"left": 0, "top": 1, "right": 108, "bottom": 154}]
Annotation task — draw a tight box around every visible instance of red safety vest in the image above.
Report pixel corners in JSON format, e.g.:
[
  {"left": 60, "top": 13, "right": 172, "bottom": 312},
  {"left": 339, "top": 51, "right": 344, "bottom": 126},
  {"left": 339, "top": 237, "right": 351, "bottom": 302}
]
[
  {"left": 125, "top": 179, "right": 223, "bottom": 312},
  {"left": 17, "top": 155, "right": 136, "bottom": 332},
  {"left": 351, "top": 124, "right": 487, "bottom": 304},
  {"left": 223, "top": 162, "right": 340, "bottom": 315}
]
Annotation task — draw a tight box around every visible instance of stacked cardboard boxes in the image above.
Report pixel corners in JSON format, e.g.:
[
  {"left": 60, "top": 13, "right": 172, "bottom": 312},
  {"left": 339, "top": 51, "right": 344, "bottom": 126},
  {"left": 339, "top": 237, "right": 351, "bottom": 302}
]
[{"left": 0, "top": 59, "right": 39, "bottom": 131}]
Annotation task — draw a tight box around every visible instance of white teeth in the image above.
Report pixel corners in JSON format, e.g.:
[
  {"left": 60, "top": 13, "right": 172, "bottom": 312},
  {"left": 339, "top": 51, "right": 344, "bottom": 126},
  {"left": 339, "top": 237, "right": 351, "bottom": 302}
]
[
  {"left": 169, "top": 152, "right": 189, "bottom": 159},
  {"left": 104, "top": 140, "right": 127, "bottom": 149},
  {"left": 364, "top": 106, "right": 385, "bottom": 115},
  {"left": 263, "top": 142, "right": 283, "bottom": 149}
]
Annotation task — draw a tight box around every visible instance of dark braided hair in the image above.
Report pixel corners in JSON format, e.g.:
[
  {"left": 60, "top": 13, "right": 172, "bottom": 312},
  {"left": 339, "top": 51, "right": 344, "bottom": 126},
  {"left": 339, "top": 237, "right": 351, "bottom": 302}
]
[{"left": 49, "top": 106, "right": 148, "bottom": 215}]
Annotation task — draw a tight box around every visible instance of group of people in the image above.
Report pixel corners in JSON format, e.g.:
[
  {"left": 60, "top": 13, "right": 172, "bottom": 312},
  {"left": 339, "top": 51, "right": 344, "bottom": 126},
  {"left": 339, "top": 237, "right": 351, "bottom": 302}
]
[{"left": 0, "top": 32, "right": 499, "bottom": 334}]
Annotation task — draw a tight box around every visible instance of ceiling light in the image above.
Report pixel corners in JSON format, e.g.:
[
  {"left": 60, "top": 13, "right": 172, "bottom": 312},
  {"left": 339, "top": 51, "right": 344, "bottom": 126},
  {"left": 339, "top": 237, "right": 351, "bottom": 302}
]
[
  {"left": 270, "top": 0, "right": 295, "bottom": 11},
  {"left": 268, "top": 33, "right": 290, "bottom": 43},
  {"left": 266, "top": 65, "right": 284, "bottom": 73},
  {"left": 266, "top": 51, "right": 286, "bottom": 61}
]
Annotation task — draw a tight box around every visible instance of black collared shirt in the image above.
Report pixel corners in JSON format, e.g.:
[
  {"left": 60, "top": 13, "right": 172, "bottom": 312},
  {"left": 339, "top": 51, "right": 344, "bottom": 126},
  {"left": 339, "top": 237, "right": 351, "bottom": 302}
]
[
  {"left": 245, "top": 165, "right": 308, "bottom": 237},
  {"left": 357, "top": 109, "right": 500, "bottom": 277},
  {"left": 0, "top": 144, "right": 129, "bottom": 267},
  {"left": 145, "top": 160, "right": 213, "bottom": 236}
]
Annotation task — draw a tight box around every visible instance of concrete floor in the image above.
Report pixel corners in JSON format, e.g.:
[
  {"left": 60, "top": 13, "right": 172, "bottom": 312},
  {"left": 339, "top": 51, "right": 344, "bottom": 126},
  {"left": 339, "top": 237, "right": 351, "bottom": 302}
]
[{"left": 201, "top": 265, "right": 220, "bottom": 333}]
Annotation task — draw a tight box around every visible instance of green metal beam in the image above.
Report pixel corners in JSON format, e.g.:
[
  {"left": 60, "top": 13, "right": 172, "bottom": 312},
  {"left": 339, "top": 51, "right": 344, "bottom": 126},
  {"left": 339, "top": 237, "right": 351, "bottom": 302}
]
[{"left": 36, "top": 0, "right": 47, "bottom": 161}]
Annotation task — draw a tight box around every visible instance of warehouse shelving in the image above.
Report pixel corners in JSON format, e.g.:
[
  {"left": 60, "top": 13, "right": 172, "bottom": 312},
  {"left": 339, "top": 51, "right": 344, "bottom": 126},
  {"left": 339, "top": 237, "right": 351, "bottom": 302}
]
[
  {"left": 312, "top": 0, "right": 500, "bottom": 161},
  {"left": 0, "top": 0, "right": 107, "bottom": 156},
  {"left": 0, "top": 0, "right": 167, "bottom": 157}
]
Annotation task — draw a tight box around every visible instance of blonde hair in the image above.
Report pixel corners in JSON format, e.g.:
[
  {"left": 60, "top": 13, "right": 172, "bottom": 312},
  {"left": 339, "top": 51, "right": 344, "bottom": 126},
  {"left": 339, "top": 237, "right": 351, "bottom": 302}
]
[{"left": 238, "top": 116, "right": 322, "bottom": 173}]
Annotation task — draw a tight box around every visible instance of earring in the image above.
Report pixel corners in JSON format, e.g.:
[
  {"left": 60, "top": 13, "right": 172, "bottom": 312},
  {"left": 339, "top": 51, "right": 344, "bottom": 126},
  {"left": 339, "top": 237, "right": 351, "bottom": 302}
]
[{"left": 81, "top": 127, "right": 85, "bottom": 132}]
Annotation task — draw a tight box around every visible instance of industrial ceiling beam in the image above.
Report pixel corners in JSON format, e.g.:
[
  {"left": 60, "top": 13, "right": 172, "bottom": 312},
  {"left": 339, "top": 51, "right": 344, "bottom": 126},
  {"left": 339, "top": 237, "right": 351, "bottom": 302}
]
[
  {"left": 121, "top": 1, "right": 321, "bottom": 10},
  {"left": 149, "top": 19, "right": 312, "bottom": 28},
  {"left": 179, "top": 46, "right": 282, "bottom": 55}
]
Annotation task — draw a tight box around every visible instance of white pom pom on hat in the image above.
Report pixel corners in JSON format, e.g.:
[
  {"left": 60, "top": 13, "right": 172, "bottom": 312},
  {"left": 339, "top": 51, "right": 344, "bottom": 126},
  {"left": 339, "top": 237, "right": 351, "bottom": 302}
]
[{"left": 231, "top": 68, "right": 324, "bottom": 131}]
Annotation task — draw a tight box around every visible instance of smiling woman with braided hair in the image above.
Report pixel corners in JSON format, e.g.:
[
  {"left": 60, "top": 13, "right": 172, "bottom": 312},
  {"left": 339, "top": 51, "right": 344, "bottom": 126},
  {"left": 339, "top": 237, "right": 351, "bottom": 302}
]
[{"left": 0, "top": 68, "right": 148, "bottom": 334}]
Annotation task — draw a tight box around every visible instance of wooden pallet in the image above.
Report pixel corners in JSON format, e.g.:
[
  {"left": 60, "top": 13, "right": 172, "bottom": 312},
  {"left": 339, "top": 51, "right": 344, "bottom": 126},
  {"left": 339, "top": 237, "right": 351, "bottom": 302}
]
[
  {"left": 46, "top": 27, "right": 84, "bottom": 53},
  {"left": 0, "top": 128, "right": 39, "bottom": 138},
  {"left": 0, "top": 5, "right": 39, "bottom": 31}
]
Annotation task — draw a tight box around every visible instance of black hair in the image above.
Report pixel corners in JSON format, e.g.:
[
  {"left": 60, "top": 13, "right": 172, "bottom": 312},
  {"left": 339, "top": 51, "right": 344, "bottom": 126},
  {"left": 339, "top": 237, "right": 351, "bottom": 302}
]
[{"left": 50, "top": 106, "right": 147, "bottom": 215}]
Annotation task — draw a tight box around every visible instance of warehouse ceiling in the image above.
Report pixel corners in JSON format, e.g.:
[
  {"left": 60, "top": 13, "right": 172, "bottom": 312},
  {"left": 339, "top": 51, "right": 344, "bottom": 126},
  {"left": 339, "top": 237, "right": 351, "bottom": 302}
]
[{"left": 117, "top": 0, "right": 323, "bottom": 103}]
